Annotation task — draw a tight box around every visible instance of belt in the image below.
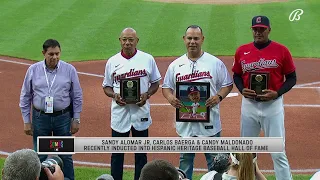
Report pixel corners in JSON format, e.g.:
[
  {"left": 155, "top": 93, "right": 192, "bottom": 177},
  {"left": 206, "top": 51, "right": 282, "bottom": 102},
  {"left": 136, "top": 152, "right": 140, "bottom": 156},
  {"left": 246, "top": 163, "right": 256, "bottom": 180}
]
[
  {"left": 33, "top": 105, "right": 72, "bottom": 117},
  {"left": 254, "top": 97, "right": 279, "bottom": 102},
  {"left": 254, "top": 97, "right": 263, "bottom": 102}
]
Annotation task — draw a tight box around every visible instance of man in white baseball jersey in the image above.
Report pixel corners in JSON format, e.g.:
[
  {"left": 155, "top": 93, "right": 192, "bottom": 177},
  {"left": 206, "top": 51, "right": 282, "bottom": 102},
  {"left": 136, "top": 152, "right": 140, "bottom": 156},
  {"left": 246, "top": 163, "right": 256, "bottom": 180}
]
[
  {"left": 191, "top": 102, "right": 199, "bottom": 116},
  {"left": 102, "top": 27, "right": 161, "bottom": 180},
  {"left": 162, "top": 25, "right": 233, "bottom": 180},
  {"left": 187, "top": 86, "right": 200, "bottom": 116}
]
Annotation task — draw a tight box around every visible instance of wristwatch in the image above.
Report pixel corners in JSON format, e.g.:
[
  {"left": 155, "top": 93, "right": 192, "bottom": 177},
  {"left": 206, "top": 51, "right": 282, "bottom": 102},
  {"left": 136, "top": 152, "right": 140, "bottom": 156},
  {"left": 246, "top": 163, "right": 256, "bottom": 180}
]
[
  {"left": 72, "top": 118, "right": 80, "bottom": 124},
  {"left": 217, "top": 94, "right": 223, "bottom": 102},
  {"left": 147, "top": 91, "right": 151, "bottom": 99}
]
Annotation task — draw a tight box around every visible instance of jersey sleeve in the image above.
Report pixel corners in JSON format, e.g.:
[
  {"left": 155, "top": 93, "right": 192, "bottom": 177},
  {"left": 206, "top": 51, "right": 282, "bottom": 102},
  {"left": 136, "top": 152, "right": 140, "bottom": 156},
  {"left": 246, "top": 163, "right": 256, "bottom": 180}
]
[
  {"left": 102, "top": 60, "right": 113, "bottom": 88},
  {"left": 282, "top": 47, "right": 296, "bottom": 75},
  {"left": 218, "top": 61, "right": 233, "bottom": 87},
  {"left": 162, "top": 63, "right": 175, "bottom": 90},
  {"left": 231, "top": 48, "right": 243, "bottom": 75},
  {"left": 150, "top": 57, "right": 162, "bottom": 83}
]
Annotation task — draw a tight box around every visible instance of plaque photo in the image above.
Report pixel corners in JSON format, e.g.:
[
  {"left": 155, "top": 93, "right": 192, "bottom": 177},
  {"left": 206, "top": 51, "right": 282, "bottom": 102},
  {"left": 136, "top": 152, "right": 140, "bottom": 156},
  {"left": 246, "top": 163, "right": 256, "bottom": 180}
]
[
  {"left": 120, "top": 78, "right": 140, "bottom": 104},
  {"left": 249, "top": 72, "right": 269, "bottom": 94},
  {"left": 176, "top": 82, "right": 210, "bottom": 122}
]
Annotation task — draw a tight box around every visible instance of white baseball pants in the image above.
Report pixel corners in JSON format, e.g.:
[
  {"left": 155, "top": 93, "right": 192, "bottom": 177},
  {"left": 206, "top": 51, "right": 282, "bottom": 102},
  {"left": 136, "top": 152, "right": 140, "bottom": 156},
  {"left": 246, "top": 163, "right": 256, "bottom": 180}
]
[{"left": 240, "top": 96, "right": 292, "bottom": 180}]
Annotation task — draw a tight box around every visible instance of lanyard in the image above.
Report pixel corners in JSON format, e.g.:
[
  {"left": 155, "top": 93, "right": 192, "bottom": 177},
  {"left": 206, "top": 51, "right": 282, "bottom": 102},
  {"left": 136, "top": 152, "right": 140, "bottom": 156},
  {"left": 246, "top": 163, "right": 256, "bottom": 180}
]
[
  {"left": 188, "top": 51, "right": 204, "bottom": 74},
  {"left": 43, "top": 64, "right": 57, "bottom": 95},
  {"left": 190, "top": 61, "right": 197, "bottom": 74}
]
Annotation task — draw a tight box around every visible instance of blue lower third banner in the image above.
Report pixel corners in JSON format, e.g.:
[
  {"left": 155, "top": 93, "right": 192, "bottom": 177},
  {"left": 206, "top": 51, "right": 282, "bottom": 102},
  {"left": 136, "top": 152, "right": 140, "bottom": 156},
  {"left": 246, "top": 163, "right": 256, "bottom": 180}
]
[{"left": 37, "top": 136, "right": 75, "bottom": 154}]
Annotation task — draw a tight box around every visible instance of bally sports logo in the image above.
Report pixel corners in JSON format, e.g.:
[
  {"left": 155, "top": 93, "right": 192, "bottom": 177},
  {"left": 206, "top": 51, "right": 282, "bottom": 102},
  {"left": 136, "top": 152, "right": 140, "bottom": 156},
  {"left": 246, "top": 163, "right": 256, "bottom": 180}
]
[
  {"left": 113, "top": 69, "right": 147, "bottom": 83},
  {"left": 241, "top": 58, "right": 279, "bottom": 72},
  {"left": 49, "top": 140, "right": 64, "bottom": 152},
  {"left": 176, "top": 70, "right": 212, "bottom": 82}
]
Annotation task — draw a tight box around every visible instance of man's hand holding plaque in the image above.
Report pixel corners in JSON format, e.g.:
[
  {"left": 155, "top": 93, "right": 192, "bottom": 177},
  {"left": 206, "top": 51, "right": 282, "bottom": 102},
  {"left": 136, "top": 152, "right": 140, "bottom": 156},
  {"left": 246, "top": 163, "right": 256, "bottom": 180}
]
[
  {"left": 241, "top": 88, "right": 257, "bottom": 100},
  {"left": 120, "top": 78, "right": 141, "bottom": 104},
  {"left": 114, "top": 93, "right": 126, "bottom": 106},
  {"left": 256, "top": 89, "right": 278, "bottom": 101},
  {"left": 136, "top": 92, "right": 148, "bottom": 107},
  {"left": 168, "top": 94, "right": 182, "bottom": 109}
]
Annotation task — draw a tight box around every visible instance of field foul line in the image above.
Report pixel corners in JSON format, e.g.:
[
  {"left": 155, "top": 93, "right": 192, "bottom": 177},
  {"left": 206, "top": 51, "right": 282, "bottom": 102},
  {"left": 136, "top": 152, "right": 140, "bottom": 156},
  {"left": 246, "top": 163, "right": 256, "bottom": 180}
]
[
  {"left": 294, "top": 81, "right": 320, "bottom": 87},
  {"left": 151, "top": 103, "right": 320, "bottom": 107},
  {"left": 293, "top": 87, "right": 320, "bottom": 89},
  {"left": 0, "top": 59, "right": 32, "bottom": 66},
  {"left": 0, "top": 151, "right": 318, "bottom": 173},
  {"left": 0, "top": 59, "right": 106, "bottom": 77},
  {"left": 283, "top": 104, "right": 320, "bottom": 107}
]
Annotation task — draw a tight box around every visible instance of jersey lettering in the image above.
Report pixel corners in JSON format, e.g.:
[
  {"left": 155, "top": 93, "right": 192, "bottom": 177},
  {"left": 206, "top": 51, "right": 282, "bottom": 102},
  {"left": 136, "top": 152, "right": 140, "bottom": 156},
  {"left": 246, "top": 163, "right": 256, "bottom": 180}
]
[
  {"left": 241, "top": 58, "right": 279, "bottom": 72},
  {"left": 176, "top": 70, "right": 212, "bottom": 82},
  {"left": 113, "top": 68, "right": 147, "bottom": 83}
]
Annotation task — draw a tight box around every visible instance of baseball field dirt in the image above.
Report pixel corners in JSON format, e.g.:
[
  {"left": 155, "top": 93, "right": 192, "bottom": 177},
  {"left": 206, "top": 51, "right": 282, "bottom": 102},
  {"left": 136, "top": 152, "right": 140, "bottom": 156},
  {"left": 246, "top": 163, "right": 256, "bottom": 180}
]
[{"left": 0, "top": 55, "right": 319, "bottom": 174}]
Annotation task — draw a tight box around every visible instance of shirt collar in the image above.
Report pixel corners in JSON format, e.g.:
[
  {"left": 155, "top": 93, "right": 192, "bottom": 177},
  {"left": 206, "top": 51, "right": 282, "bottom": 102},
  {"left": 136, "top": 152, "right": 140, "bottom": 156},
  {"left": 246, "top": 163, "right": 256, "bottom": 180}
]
[
  {"left": 43, "top": 60, "right": 60, "bottom": 70},
  {"left": 121, "top": 49, "right": 137, "bottom": 59},
  {"left": 253, "top": 40, "right": 271, "bottom": 50},
  {"left": 186, "top": 51, "right": 205, "bottom": 63}
]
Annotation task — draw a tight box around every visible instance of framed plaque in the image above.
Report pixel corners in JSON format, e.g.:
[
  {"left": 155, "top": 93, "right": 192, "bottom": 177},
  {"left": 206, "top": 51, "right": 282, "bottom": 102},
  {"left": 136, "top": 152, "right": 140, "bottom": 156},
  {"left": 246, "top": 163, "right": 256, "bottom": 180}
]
[
  {"left": 120, "top": 78, "right": 140, "bottom": 104},
  {"left": 176, "top": 82, "right": 210, "bottom": 122},
  {"left": 249, "top": 72, "right": 269, "bottom": 94}
]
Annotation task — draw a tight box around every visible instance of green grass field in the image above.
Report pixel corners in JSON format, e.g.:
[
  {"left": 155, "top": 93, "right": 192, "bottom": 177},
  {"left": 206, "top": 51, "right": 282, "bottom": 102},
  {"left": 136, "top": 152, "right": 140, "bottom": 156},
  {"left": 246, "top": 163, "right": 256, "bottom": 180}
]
[
  {"left": 0, "top": 158, "right": 313, "bottom": 180},
  {"left": 0, "top": 0, "right": 319, "bottom": 61}
]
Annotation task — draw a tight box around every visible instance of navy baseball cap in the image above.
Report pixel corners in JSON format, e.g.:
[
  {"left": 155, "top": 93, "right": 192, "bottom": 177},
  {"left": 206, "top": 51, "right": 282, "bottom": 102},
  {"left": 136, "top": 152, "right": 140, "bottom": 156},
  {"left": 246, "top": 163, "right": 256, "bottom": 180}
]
[
  {"left": 187, "top": 86, "right": 199, "bottom": 95},
  {"left": 251, "top": 15, "right": 270, "bottom": 28},
  {"left": 209, "top": 153, "right": 231, "bottom": 173}
]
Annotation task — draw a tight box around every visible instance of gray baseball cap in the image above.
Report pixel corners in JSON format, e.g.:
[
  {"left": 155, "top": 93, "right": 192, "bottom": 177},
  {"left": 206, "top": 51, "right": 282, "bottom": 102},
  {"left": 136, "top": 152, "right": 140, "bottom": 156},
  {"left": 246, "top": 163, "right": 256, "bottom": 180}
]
[{"left": 96, "top": 174, "right": 114, "bottom": 180}]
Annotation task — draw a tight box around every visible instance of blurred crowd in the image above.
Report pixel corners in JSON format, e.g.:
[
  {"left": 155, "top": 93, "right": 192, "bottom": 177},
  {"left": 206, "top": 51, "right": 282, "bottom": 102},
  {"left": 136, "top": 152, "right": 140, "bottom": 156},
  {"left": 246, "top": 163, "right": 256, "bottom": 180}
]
[{"left": 2, "top": 148, "right": 271, "bottom": 180}]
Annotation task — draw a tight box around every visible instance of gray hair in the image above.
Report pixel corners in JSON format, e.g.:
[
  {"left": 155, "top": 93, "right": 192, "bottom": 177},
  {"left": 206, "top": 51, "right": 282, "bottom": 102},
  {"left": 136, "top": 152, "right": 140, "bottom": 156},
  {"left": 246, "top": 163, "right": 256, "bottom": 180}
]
[
  {"left": 2, "top": 149, "right": 41, "bottom": 180},
  {"left": 96, "top": 174, "right": 114, "bottom": 180}
]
